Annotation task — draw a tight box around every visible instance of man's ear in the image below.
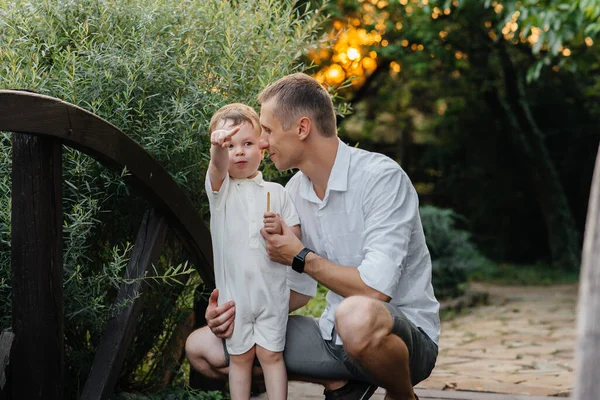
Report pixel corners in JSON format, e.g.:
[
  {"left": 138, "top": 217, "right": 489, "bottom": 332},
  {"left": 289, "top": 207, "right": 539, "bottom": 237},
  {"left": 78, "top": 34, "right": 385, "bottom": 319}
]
[{"left": 298, "top": 117, "right": 311, "bottom": 141}]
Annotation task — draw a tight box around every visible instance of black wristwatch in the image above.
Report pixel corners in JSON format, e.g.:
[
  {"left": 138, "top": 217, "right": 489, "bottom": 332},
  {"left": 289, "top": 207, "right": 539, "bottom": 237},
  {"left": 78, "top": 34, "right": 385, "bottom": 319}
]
[{"left": 292, "top": 247, "right": 314, "bottom": 274}]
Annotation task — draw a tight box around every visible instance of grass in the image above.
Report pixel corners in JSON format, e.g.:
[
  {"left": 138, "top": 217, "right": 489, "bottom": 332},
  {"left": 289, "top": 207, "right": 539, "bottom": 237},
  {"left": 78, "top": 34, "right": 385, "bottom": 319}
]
[
  {"left": 468, "top": 262, "right": 580, "bottom": 286},
  {"left": 291, "top": 284, "right": 329, "bottom": 318}
]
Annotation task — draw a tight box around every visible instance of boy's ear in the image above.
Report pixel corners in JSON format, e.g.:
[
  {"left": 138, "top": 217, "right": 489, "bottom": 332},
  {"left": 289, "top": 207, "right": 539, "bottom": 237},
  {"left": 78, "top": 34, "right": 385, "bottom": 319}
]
[{"left": 298, "top": 117, "right": 311, "bottom": 141}]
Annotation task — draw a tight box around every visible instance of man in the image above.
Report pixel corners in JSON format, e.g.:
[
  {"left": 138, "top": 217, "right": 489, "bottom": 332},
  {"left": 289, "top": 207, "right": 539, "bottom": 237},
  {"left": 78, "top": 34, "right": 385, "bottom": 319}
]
[{"left": 185, "top": 73, "right": 440, "bottom": 400}]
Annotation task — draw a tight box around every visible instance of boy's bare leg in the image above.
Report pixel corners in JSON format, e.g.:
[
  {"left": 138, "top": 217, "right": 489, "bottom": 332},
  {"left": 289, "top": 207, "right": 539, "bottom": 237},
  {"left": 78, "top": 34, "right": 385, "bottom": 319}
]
[
  {"left": 256, "top": 345, "right": 287, "bottom": 400},
  {"left": 229, "top": 346, "right": 256, "bottom": 400}
]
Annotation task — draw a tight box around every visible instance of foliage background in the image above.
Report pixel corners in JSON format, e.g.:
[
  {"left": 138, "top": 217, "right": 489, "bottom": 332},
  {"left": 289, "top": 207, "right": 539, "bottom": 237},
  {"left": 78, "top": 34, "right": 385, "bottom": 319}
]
[
  {"left": 2, "top": 0, "right": 599, "bottom": 397},
  {"left": 314, "top": 0, "right": 600, "bottom": 272},
  {"left": 0, "top": 0, "right": 327, "bottom": 396}
]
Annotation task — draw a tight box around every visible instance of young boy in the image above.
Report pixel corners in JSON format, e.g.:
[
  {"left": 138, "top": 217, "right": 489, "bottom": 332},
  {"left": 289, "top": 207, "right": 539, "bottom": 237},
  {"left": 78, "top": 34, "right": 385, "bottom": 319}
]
[{"left": 205, "top": 103, "right": 300, "bottom": 400}]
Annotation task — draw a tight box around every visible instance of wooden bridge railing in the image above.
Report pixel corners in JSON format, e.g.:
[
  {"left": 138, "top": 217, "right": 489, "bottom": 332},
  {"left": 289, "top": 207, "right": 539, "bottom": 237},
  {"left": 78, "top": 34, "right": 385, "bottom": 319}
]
[{"left": 0, "top": 90, "right": 215, "bottom": 400}]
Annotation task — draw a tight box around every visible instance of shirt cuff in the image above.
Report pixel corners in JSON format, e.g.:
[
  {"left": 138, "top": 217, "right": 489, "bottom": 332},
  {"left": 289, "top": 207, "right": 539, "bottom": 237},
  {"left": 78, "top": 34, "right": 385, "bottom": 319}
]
[{"left": 357, "top": 252, "right": 401, "bottom": 297}]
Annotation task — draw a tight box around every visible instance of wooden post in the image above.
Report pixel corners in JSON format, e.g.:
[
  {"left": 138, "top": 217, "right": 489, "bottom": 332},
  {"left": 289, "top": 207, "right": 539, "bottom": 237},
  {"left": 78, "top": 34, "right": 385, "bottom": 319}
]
[
  {"left": 574, "top": 145, "right": 600, "bottom": 400},
  {"left": 0, "top": 329, "right": 15, "bottom": 400},
  {"left": 11, "top": 134, "right": 63, "bottom": 400},
  {"left": 81, "top": 209, "right": 167, "bottom": 400}
]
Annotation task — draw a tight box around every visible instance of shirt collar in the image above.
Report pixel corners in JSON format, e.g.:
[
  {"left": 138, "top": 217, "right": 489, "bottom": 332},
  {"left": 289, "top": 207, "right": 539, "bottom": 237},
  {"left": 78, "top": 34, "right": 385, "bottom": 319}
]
[
  {"left": 231, "top": 171, "right": 265, "bottom": 186},
  {"left": 328, "top": 139, "right": 350, "bottom": 192},
  {"left": 299, "top": 138, "right": 350, "bottom": 201}
]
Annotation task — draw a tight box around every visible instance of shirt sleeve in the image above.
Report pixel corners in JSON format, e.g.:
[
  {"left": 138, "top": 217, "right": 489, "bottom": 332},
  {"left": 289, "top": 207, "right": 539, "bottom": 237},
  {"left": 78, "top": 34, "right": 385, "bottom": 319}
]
[
  {"left": 357, "top": 167, "right": 418, "bottom": 297},
  {"left": 204, "top": 170, "right": 229, "bottom": 211},
  {"left": 286, "top": 267, "right": 318, "bottom": 297},
  {"left": 279, "top": 187, "right": 300, "bottom": 228},
  {"left": 282, "top": 173, "right": 316, "bottom": 297}
]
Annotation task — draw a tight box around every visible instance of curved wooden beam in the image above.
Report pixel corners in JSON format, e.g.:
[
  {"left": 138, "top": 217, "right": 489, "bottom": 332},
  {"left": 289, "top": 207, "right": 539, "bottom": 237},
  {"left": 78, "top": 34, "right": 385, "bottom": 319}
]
[{"left": 0, "top": 90, "right": 214, "bottom": 287}]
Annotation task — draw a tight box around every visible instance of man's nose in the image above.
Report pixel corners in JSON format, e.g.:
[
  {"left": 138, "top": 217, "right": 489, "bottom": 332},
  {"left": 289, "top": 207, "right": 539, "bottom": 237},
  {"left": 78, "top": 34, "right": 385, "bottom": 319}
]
[{"left": 235, "top": 147, "right": 245, "bottom": 155}]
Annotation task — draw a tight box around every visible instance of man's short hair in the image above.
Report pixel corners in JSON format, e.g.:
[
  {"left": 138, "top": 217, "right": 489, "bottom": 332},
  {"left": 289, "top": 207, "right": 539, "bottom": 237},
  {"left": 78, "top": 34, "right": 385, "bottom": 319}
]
[
  {"left": 257, "top": 73, "right": 337, "bottom": 137},
  {"left": 209, "top": 103, "right": 260, "bottom": 135}
]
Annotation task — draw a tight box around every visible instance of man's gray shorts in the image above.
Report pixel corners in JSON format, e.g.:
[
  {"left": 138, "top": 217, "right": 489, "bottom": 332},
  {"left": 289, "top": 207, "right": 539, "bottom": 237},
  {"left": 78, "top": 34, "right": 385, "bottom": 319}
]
[{"left": 223, "top": 303, "right": 438, "bottom": 386}]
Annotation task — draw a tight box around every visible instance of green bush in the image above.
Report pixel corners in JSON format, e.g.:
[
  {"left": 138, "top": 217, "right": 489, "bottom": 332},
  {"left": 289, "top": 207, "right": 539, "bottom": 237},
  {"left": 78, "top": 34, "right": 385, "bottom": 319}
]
[
  {"left": 0, "top": 0, "right": 327, "bottom": 397},
  {"left": 420, "top": 205, "right": 489, "bottom": 299}
]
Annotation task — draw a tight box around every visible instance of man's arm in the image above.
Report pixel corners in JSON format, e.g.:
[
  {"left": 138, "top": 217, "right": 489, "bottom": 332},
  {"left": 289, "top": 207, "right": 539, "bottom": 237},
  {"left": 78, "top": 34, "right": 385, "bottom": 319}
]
[
  {"left": 261, "top": 219, "right": 391, "bottom": 302},
  {"left": 304, "top": 252, "right": 391, "bottom": 302},
  {"left": 262, "top": 167, "right": 415, "bottom": 302}
]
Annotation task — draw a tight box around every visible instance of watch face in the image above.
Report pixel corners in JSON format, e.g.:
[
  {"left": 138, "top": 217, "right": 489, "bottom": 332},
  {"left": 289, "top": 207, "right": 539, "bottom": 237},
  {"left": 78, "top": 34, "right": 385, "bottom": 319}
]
[{"left": 292, "top": 254, "right": 304, "bottom": 273}]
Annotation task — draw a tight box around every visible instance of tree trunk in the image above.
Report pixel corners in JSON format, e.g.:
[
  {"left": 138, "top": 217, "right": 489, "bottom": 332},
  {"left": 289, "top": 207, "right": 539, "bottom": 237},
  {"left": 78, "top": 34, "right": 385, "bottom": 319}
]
[
  {"left": 495, "top": 43, "right": 580, "bottom": 270},
  {"left": 573, "top": 144, "right": 600, "bottom": 400}
]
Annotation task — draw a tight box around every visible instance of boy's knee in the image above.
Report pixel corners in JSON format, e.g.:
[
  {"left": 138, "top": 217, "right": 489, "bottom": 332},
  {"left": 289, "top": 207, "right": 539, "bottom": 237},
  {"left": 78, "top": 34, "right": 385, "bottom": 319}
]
[
  {"left": 230, "top": 346, "right": 257, "bottom": 365},
  {"left": 256, "top": 346, "right": 283, "bottom": 365}
]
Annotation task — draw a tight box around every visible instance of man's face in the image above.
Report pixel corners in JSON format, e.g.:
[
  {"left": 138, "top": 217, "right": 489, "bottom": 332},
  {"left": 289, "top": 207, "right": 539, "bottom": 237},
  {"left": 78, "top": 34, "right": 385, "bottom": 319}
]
[
  {"left": 259, "top": 98, "right": 300, "bottom": 171},
  {"left": 222, "top": 120, "right": 263, "bottom": 179}
]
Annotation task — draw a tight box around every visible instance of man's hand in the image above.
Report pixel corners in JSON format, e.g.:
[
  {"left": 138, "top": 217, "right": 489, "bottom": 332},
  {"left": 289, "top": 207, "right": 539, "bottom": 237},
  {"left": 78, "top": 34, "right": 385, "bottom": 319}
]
[
  {"left": 210, "top": 124, "right": 240, "bottom": 148},
  {"left": 205, "top": 288, "right": 235, "bottom": 339},
  {"left": 263, "top": 212, "right": 283, "bottom": 234},
  {"left": 260, "top": 216, "right": 304, "bottom": 265}
]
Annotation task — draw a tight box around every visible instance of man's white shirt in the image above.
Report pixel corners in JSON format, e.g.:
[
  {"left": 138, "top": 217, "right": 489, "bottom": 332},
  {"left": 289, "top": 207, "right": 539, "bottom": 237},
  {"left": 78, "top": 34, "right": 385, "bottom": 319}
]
[{"left": 285, "top": 139, "right": 440, "bottom": 345}]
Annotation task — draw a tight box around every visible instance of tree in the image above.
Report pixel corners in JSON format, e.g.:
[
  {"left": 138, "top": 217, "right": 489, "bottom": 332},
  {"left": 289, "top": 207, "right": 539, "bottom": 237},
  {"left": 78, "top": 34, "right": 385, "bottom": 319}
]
[{"left": 312, "top": 0, "right": 600, "bottom": 269}]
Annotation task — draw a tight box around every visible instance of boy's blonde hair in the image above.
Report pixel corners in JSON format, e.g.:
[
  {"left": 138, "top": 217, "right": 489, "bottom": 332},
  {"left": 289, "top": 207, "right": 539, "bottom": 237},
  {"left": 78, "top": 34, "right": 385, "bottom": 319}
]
[{"left": 209, "top": 103, "right": 261, "bottom": 135}]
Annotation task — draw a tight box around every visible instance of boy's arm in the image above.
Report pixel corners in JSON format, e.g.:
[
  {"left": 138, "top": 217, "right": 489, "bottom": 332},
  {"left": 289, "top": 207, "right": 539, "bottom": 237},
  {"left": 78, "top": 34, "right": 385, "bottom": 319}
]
[
  {"left": 208, "top": 146, "right": 228, "bottom": 192},
  {"left": 290, "top": 224, "right": 302, "bottom": 240},
  {"left": 208, "top": 125, "right": 240, "bottom": 192},
  {"left": 289, "top": 290, "right": 311, "bottom": 312}
]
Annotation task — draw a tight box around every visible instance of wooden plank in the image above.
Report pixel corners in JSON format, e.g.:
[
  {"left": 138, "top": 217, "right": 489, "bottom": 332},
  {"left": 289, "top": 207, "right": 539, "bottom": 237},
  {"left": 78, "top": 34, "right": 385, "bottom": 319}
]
[
  {"left": 0, "top": 329, "right": 14, "bottom": 400},
  {"left": 573, "top": 144, "right": 600, "bottom": 400},
  {"left": 414, "top": 388, "right": 569, "bottom": 400},
  {"left": 282, "top": 383, "right": 567, "bottom": 400},
  {"left": 0, "top": 90, "right": 214, "bottom": 287},
  {"left": 81, "top": 209, "right": 167, "bottom": 400},
  {"left": 11, "top": 134, "right": 63, "bottom": 400}
]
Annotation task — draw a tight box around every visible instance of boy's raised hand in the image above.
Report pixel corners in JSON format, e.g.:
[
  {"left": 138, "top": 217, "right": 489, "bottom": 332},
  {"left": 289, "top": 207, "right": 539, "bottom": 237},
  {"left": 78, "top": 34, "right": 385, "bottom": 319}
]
[{"left": 210, "top": 124, "right": 240, "bottom": 148}]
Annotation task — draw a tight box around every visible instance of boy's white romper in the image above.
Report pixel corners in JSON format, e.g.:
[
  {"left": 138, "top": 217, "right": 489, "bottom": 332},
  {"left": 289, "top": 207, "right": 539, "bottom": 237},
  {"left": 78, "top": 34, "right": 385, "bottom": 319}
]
[{"left": 206, "top": 171, "right": 300, "bottom": 355}]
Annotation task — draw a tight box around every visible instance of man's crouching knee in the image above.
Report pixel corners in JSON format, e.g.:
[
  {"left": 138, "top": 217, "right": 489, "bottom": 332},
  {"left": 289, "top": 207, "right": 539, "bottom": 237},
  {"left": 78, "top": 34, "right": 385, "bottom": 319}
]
[
  {"left": 185, "top": 326, "right": 227, "bottom": 380},
  {"left": 334, "top": 296, "right": 391, "bottom": 359}
]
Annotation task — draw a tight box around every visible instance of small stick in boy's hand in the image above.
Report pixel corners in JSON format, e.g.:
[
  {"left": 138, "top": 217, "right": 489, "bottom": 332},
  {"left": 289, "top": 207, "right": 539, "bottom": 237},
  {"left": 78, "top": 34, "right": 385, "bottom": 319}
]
[{"left": 267, "top": 192, "right": 271, "bottom": 212}]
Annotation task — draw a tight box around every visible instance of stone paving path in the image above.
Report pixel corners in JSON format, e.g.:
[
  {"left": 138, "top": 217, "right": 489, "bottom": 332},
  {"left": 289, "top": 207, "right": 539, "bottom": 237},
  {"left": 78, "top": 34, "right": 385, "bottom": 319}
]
[
  {"left": 415, "top": 283, "right": 577, "bottom": 397},
  {"left": 271, "top": 283, "right": 578, "bottom": 399}
]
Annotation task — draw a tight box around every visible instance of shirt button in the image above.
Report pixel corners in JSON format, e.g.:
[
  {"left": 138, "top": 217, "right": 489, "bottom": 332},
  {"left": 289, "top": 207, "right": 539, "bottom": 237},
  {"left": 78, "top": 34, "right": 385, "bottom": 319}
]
[{"left": 250, "top": 238, "right": 258, "bottom": 246}]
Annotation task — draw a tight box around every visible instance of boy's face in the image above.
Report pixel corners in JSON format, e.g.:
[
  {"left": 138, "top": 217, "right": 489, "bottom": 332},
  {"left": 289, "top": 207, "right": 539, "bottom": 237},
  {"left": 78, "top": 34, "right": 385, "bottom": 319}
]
[{"left": 222, "top": 120, "right": 263, "bottom": 179}]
